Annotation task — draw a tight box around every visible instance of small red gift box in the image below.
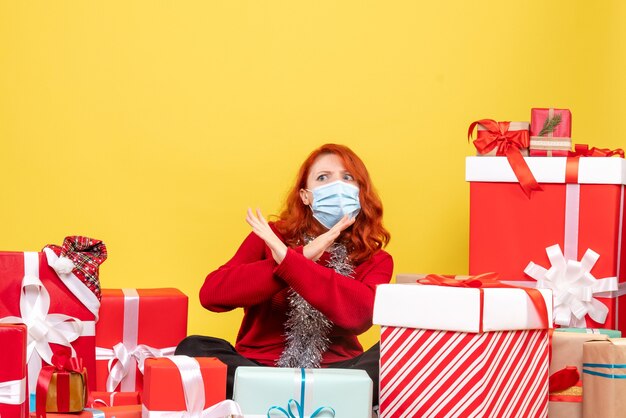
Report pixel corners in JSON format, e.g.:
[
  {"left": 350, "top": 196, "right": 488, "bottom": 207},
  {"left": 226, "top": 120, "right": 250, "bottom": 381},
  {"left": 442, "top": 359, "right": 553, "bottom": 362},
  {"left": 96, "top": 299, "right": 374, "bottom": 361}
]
[
  {"left": 88, "top": 391, "right": 140, "bottom": 408},
  {"left": 467, "top": 155, "right": 626, "bottom": 333},
  {"left": 529, "top": 108, "right": 572, "bottom": 156},
  {"left": 0, "top": 324, "right": 28, "bottom": 418},
  {"left": 94, "top": 288, "right": 188, "bottom": 392},
  {"left": 142, "top": 357, "right": 232, "bottom": 417},
  {"left": 0, "top": 251, "right": 99, "bottom": 399}
]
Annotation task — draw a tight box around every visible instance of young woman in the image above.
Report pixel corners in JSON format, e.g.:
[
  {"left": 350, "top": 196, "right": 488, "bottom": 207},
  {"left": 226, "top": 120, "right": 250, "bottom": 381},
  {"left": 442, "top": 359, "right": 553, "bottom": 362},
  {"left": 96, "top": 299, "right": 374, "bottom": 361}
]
[{"left": 176, "top": 143, "right": 393, "bottom": 403}]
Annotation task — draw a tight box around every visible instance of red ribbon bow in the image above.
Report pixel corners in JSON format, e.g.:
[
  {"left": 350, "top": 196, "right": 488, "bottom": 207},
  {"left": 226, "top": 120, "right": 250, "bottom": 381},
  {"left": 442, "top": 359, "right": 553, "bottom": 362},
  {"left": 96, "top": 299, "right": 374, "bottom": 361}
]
[
  {"left": 36, "top": 347, "right": 87, "bottom": 418},
  {"left": 419, "top": 272, "right": 550, "bottom": 332},
  {"left": 569, "top": 144, "right": 625, "bottom": 158},
  {"left": 564, "top": 144, "right": 625, "bottom": 184},
  {"left": 468, "top": 119, "right": 542, "bottom": 198}
]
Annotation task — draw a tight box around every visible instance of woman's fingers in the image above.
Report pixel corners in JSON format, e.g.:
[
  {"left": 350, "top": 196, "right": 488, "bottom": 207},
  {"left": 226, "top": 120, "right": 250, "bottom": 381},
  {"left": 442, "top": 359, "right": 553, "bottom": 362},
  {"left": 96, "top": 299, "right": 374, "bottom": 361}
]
[
  {"left": 327, "top": 214, "right": 355, "bottom": 237},
  {"left": 245, "top": 208, "right": 257, "bottom": 227},
  {"left": 256, "top": 208, "right": 268, "bottom": 225}
]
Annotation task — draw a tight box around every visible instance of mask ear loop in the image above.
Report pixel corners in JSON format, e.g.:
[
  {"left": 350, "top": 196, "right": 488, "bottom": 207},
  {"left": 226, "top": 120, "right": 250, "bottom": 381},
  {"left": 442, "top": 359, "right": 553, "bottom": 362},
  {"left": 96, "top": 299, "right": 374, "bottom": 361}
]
[{"left": 301, "top": 188, "right": 313, "bottom": 207}]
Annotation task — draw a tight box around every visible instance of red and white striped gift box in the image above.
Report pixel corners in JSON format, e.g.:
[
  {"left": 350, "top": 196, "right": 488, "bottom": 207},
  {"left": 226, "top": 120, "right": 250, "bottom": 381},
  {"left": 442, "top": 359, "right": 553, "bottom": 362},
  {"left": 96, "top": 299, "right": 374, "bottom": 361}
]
[{"left": 373, "top": 282, "right": 553, "bottom": 418}]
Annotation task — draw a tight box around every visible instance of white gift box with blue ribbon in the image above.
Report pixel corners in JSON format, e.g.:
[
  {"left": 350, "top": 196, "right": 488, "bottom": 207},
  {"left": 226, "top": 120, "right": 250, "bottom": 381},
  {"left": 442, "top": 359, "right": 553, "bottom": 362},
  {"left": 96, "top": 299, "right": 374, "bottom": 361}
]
[{"left": 233, "top": 367, "right": 372, "bottom": 418}]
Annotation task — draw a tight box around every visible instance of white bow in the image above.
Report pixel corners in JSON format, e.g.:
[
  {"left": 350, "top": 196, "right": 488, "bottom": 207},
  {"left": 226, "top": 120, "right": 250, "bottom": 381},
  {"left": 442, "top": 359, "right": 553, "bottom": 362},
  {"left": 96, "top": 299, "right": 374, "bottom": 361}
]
[
  {"left": 525, "top": 244, "right": 618, "bottom": 327},
  {"left": 142, "top": 356, "right": 243, "bottom": 418},
  {"left": 0, "top": 378, "right": 26, "bottom": 405},
  {"left": 0, "top": 252, "right": 85, "bottom": 393},
  {"left": 96, "top": 343, "right": 176, "bottom": 392}
]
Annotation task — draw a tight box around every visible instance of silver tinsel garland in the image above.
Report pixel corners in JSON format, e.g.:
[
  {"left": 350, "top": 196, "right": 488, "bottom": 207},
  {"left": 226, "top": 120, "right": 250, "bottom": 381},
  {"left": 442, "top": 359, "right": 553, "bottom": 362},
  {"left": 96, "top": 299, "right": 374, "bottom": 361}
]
[{"left": 276, "top": 239, "right": 355, "bottom": 368}]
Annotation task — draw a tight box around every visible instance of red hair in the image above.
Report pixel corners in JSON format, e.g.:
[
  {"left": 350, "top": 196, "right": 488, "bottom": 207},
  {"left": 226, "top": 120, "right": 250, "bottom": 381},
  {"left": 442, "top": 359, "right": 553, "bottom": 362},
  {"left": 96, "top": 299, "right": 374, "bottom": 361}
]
[{"left": 275, "top": 144, "right": 390, "bottom": 264}]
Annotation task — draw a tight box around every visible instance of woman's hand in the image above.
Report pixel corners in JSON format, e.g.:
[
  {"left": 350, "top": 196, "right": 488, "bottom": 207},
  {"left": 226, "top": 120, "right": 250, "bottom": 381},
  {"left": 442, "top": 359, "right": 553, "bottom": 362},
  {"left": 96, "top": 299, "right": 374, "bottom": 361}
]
[
  {"left": 246, "top": 208, "right": 288, "bottom": 264},
  {"left": 303, "top": 214, "right": 356, "bottom": 261}
]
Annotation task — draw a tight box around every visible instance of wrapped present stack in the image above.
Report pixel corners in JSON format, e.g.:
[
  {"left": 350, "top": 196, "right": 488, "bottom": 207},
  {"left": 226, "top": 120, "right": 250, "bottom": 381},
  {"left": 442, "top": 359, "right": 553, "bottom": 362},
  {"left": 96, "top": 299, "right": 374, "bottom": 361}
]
[
  {"left": 0, "top": 237, "right": 105, "bottom": 410},
  {"left": 462, "top": 107, "right": 626, "bottom": 417},
  {"left": 0, "top": 235, "right": 374, "bottom": 417},
  {"left": 467, "top": 107, "right": 626, "bottom": 332},
  {"left": 0, "top": 236, "right": 241, "bottom": 418}
]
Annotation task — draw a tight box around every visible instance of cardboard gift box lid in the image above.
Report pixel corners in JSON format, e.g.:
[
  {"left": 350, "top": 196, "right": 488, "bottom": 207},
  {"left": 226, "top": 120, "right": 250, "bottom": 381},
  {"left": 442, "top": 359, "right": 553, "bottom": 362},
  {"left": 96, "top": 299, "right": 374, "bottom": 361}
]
[
  {"left": 557, "top": 328, "right": 622, "bottom": 338},
  {"left": 465, "top": 156, "right": 626, "bottom": 185},
  {"left": 373, "top": 283, "right": 553, "bottom": 332}
]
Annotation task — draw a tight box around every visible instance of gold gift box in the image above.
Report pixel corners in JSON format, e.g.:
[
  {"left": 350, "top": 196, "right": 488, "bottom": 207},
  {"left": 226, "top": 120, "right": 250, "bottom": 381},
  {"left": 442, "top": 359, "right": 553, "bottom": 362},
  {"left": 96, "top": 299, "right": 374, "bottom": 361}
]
[{"left": 45, "top": 369, "right": 88, "bottom": 413}]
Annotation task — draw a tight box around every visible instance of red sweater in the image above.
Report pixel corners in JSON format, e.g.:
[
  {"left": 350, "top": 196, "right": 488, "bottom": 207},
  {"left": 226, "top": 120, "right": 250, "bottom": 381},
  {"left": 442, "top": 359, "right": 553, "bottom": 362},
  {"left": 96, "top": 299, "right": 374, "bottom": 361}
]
[{"left": 199, "top": 224, "right": 393, "bottom": 366}]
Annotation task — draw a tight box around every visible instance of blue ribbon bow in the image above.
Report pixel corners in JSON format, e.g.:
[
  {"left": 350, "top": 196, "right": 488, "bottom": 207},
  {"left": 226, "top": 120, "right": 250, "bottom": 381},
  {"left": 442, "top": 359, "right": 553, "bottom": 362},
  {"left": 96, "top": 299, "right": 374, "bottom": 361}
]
[{"left": 267, "top": 369, "right": 336, "bottom": 418}]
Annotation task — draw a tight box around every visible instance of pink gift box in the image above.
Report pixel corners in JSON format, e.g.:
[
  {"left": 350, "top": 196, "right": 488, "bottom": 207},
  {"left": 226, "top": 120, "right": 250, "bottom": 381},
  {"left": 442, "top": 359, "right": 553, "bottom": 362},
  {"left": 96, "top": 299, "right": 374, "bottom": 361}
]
[{"left": 529, "top": 108, "right": 572, "bottom": 156}]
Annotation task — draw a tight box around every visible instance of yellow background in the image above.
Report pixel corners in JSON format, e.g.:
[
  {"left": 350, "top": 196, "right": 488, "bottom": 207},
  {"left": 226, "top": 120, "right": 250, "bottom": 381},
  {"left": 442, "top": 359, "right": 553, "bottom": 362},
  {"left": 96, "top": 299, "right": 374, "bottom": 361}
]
[{"left": 1, "top": 2, "right": 625, "bottom": 349}]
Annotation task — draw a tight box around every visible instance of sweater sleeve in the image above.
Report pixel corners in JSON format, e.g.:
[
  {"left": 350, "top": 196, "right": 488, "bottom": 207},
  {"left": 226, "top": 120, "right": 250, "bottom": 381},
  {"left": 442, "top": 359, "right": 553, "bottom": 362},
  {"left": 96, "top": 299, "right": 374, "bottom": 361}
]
[
  {"left": 273, "top": 248, "right": 393, "bottom": 334},
  {"left": 199, "top": 231, "right": 288, "bottom": 312}
]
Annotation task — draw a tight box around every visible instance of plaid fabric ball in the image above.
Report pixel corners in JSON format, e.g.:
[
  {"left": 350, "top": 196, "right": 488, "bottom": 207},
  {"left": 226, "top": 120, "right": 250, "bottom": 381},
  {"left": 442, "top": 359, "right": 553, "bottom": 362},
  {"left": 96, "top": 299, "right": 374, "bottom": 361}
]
[{"left": 44, "top": 236, "right": 107, "bottom": 300}]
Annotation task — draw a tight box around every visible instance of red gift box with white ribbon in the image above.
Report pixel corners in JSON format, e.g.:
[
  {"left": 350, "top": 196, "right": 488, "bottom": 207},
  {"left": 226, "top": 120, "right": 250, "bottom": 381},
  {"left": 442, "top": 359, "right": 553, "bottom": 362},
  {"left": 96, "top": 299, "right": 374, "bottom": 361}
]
[
  {"left": 142, "top": 356, "right": 239, "bottom": 418},
  {"left": 0, "top": 251, "right": 100, "bottom": 402},
  {"left": 373, "top": 278, "right": 553, "bottom": 418},
  {"left": 0, "top": 324, "right": 28, "bottom": 418},
  {"left": 94, "top": 289, "right": 188, "bottom": 392},
  {"left": 467, "top": 154, "right": 626, "bottom": 333}
]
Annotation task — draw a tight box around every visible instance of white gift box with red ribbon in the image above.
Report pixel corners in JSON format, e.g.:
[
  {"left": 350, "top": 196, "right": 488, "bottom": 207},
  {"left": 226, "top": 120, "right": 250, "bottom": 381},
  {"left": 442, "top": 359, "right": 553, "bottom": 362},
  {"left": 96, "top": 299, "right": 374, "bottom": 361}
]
[{"left": 373, "top": 282, "right": 552, "bottom": 418}]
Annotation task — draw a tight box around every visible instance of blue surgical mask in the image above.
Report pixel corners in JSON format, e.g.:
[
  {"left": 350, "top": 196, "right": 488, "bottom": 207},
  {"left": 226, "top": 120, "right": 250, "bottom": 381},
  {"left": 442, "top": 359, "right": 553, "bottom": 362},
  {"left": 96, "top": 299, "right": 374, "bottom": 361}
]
[{"left": 308, "top": 180, "right": 361, "bottom": 229}]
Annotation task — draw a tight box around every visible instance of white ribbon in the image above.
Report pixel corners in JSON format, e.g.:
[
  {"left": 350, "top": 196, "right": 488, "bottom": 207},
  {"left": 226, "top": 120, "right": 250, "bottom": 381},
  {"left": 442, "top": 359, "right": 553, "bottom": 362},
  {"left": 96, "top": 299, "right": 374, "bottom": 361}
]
[
  {"left": 525, "top": 244, "right": 618, "bottom": 327},
  {"left": 0, "top": 378, "right": 26, "bottom": 405},
  {"left": 0, "top": 252, "right": 94, "bottom": 394},
  {"left": 96, "top": 288, "right": 176, "bottom": 391},
  {"left": 142, "top": 356, "right": 243, "bottom": 418},
  {"left": 96, "top": 344, "right": 176, "bottom": 391}
]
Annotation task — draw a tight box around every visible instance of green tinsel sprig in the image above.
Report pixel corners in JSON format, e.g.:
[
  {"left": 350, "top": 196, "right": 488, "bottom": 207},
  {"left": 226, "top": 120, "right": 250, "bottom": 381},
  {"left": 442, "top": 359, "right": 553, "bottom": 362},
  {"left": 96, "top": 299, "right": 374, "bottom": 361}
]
[{"left": 538, "top": 113, "right": 562, "bottom": 136}]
